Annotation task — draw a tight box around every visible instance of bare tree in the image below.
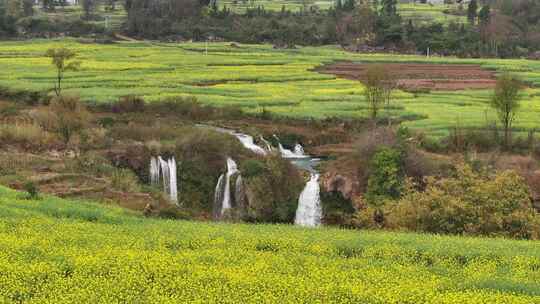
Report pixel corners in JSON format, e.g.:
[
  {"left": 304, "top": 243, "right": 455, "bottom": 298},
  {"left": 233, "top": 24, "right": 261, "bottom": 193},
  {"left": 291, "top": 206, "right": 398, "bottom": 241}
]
[
  {"left": 490, "top": 73, "right": 523, "bottom": 148},
  {"left": 362, "top": 64, "right": 396, "bottom": 122},
  {"left": 45, "top": 48, "right": 80, "bottom": 97}
]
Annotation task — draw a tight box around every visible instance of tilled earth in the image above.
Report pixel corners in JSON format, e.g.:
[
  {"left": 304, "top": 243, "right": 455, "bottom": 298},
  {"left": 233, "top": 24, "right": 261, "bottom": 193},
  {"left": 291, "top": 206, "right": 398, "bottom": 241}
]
[{"left": 318, "top": 62, "right": 497, "bottom": 91}]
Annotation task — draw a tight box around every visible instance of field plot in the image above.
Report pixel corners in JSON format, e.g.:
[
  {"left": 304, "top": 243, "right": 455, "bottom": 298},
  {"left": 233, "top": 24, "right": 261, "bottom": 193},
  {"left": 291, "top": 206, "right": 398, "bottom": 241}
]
[
  {"left": 1, "top": 40, "right": 540, "bottom": 137},
  {"left": 318, "top": 63, "right": 497, "bottom": 91},
  {"left": 0, "top": 185, "right": 539, "bottom": 303}
]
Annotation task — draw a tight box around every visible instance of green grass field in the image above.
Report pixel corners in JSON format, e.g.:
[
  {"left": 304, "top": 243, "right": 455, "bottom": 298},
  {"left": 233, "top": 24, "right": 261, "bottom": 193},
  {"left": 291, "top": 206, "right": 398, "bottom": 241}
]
[
  {"left": 1, "top": 185, "right": 539, "bottom": 302},
  {"left": 2, "top": 39, "right": 540, "bottom": 137}
]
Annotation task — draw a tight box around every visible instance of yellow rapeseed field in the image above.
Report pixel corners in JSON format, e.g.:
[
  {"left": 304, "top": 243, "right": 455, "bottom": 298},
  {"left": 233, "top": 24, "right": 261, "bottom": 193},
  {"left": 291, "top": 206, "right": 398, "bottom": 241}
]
[{"left": 0, "top": 186, "right": 539, "bottom": 303}]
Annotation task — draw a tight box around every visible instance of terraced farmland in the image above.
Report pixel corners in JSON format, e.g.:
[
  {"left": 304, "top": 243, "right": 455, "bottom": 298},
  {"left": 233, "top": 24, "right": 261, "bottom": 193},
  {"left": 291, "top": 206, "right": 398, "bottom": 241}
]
[{"left": 2, "top": 39, "right": 540, "bottom": 137}]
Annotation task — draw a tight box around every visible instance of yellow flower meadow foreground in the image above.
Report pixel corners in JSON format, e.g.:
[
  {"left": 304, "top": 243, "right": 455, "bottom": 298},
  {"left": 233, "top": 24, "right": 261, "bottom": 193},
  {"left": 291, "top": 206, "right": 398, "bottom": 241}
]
[{"left": 0, "top": 186, "right": 539, "bottom": 303}]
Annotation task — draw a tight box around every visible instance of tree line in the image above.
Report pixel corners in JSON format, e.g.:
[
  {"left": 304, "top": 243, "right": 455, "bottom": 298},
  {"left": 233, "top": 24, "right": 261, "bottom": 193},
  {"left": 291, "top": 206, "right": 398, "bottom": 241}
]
[{"left": 1, "top": 0, "right": 540, "bottom": 57}]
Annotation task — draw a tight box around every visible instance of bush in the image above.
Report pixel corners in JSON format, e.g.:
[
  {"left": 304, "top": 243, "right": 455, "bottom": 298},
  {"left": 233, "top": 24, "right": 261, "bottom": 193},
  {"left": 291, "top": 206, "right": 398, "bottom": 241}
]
[
  {"left": 23, "top": 181, "right": 40, "bottom": 200},
  {"left": 365, "top": 147, "right": 404, "bottom": 206},
  {"left": 111, "top": 168, "right": 141, "bottom": 193},
  {"left": 242, "top": 155, "right": 304, "bottom": 223},
  {"left": 112, "top": 95, "right": 146, "bottom": 113},
  {"left": 48, "top": 95, "right": 91, "bottom": 144},
  {"left": 385, "top": 164, "right": 540, "bottom": 239},
  {"left": 241, "top": 159, "right": 266, "bottom": 178},
  {"left": 0, "top": 123, "right": 55, "bottom": 149}
]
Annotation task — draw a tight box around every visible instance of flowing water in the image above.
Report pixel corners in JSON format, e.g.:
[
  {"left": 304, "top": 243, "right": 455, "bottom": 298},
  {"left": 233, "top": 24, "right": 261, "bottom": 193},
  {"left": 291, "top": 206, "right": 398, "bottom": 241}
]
[
  {"left": 220, "top": 157, "right": 240, "bottom": 215},
  {"left": 294, "top": 174, "right": 322, "bottom": 227},
  {"left": 150, "top": 156, "right": 179, "bottom": 206}
]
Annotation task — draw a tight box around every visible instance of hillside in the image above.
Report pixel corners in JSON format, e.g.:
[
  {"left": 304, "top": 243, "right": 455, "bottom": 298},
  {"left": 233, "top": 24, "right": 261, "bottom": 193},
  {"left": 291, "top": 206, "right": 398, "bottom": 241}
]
[{"left": 0, "top": 185, "right": 539, "bottom": 303}]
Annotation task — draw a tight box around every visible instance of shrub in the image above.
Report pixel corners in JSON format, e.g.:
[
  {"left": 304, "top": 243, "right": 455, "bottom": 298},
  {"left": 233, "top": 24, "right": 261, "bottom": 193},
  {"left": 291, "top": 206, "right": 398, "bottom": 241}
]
[
  {"left": 97, "top": 117, "right": 116, "bottom": 128},
  {"left": 320, "top": 191, "right": 355, "bottom": 226},
  {"left": 243, "top": 155, "right": 304, "bottom": 223},
  {"left": 112, "top": 95, "right": 146, "bottom": 113},
  {"left": 385, "top": 164, "right": 540, "bottom": 239},
  {"left": 48, "top": 95, "right": 91, "bottom": 144},
  {"left": 108, "top": 123, "right": 180, "bottom": 142},
  {"left": 23, "top": 181, "right": 40, "bottom": 200},
  {"left": 365, "top": 147, "right": 404, "bottom": 206},
  {"left": 111, "top": 168, "right": 141, "bottom": 193},
  {"left": 240, "top": 159, "right": 266, "bottom": 178},
  {"left": 0, "top": 123, "right": 55, "bottom": 149}
]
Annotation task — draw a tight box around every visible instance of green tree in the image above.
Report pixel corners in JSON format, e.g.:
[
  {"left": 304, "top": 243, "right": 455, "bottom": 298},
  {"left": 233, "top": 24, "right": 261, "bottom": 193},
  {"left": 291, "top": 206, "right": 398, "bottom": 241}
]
[
  {"left": 490, "top": 73, "right": 523, "bottom": 148},
  {"left": 45, "top": 48, "right": 80, "bottom": 97},
  {"left": 478, "top": 4, "right": 490, "bottom": 26},
  {"left": 467, "top": 0, "right": 478, "bottom": 24},
  {"left": 365, "top": 147, "right": 403, "bottom": 206},
  {"left": 380, "top": 0, "right": 397, "bottom": 16}
]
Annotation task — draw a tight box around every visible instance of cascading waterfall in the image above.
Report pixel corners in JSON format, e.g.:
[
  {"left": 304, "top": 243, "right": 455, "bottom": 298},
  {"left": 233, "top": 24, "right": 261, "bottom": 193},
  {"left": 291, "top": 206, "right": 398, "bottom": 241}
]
[
  {"left": 273, "top": 135, "right": 308, "bottom": 159},
  {"left": 213, "top": 174, "right": 225, "bottom": 218},
  {"left": 294, "top": 144, "right": 305, "bottom": 156},
  {"left": 150, "top": 157, "right": 160, "bottom": 185},
  {"left": 235, "top": 134, "right": 267, "bottom": 155},
  {"left": 214, "top": 157, "right": 240, "bottom": 216},
  {"left": 168, "top": 158, "right": 178, "bottom": 205},
  {"left": 150, "top": 156, "right": 179, "bottom": 205},
  {"left": 158, "top": 156, "right": 170, "bottom": 195},
  {"left": 294, "top": 174, "right": 322, "bottom": 227}
]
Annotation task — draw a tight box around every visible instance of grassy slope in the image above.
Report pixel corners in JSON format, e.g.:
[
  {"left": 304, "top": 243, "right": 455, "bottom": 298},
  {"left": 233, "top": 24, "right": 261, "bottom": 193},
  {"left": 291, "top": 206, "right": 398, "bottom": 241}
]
[
  {"left": 0, "top": 185, "right": 539, "bottom": 303},
  {"left": 2, "top": 40, "right": 540, "bottom": 137}
]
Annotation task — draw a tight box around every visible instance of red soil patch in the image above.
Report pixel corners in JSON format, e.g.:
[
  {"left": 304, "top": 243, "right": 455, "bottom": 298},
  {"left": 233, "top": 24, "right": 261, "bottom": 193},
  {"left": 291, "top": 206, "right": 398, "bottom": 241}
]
[{"left": 317, "top": 62, "right": 497, "bottom": 91}]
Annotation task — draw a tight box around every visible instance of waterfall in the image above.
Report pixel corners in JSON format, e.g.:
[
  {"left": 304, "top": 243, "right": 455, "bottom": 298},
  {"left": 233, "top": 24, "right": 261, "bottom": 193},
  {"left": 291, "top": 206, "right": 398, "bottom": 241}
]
[
  {"left": 235, "top": 134, "right": 267, "bottom": 155},
  {"left": 294, "top": 144, "right": 305, "bottom": 156},
  {"left": 158, "top": 157, "right": 170, "bottom": 195},
  {"left": 295, "top": 174, "right": 322, "bottom": 227},
  {"left": 273, "top": 135, "right": 308, "bottom": 159},
  {"left": 150, "top": 156, "right": 179, "bottom": 206},
  {"left": 213, "top": 174, "right": 225, "bottom": 218},
  {"left": 168, "top": 157, "right": 178, "bottom": 205},
  {"left": 149, "top": 157, "right": 160, "bottom": 185},
  {"left": 221, "top": 157, "right": 239, "bottom": 215}
]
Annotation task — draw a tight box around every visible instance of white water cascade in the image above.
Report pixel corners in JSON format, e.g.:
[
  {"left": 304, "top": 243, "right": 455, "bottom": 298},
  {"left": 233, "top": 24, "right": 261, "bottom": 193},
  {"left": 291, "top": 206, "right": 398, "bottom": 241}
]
[
  {"left": 295, "top": 174, "right": 322, "bottom": 227},
  {"left": 235, "top": 133, "right": 267, "bottom": 155},
  {"left": 220, "top": 157, "right": 239, "bottom": 215},
  {"left": 273, "top": 135, "right": 308, "bottom": 159},
  {"left": 150, "top": 157, "right": 160, "bottom": 185},
  {"left": 150, "top": 156, "right": 179, "bottom": 205}
]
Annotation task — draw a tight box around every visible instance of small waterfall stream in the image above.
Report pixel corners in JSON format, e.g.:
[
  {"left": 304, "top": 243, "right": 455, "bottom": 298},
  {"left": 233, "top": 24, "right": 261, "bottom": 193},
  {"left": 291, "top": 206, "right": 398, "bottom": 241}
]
[
  {"left": 294, "top": 174, "right": 322, "bottom": 227},
  {"left": 221, "top": 157, "right": 239, "bottom": 215},
  {"left": 149, "top": 156, "right": 179, "bottom": 205}
]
